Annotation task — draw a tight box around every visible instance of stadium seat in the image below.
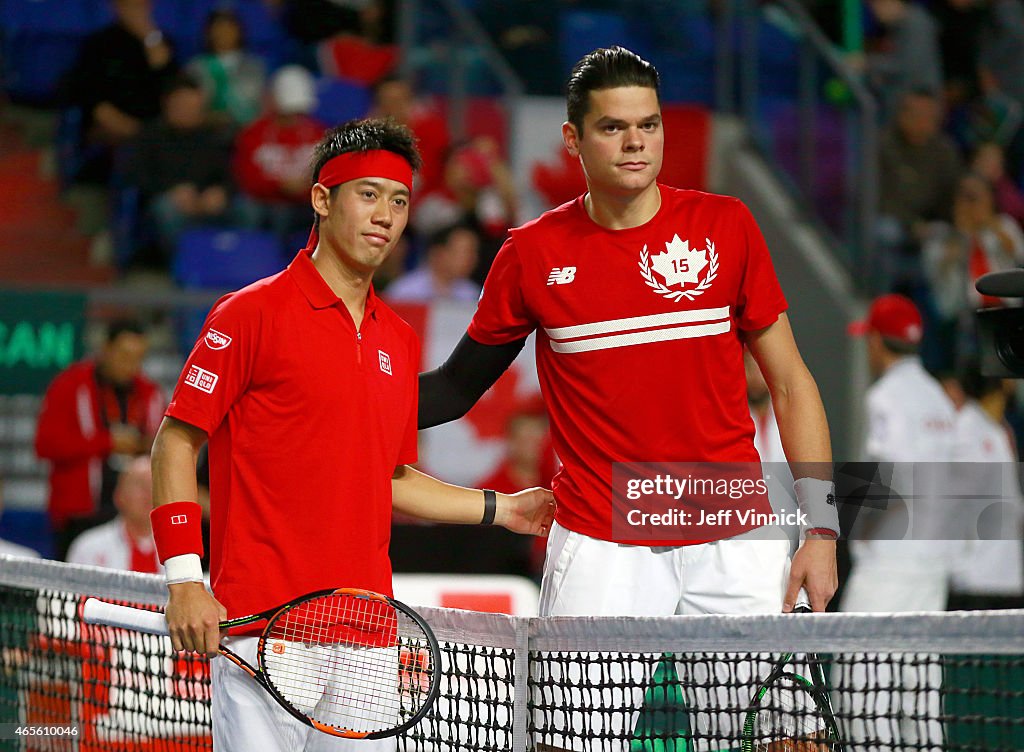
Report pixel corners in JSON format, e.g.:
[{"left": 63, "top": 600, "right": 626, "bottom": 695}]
[
  {"left": 1, "top": 0, "right": 105, "bottom": 34},
  {"left": 558, "top": 10, "right": 641, "bottom": 79},
  {"left": 2, "top": 32, "right": 82, "bottom": 105},
  {"left": 313, "top": 76, "right": 371, "bottom": 127},
  {"left": 172, "top": 228, "right": 286, "bottom": 290},
  {"left": 172, "top": 228, "right": 287, "bottom": 352}
]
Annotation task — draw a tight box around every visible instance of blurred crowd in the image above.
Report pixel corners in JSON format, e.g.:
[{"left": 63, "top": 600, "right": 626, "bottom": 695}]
[
  {"left": 59, "top": 0, "right": 520, "bottom": 297},
  {"left": 811, "top": 0, "right": 1024, "bottom": 374}
]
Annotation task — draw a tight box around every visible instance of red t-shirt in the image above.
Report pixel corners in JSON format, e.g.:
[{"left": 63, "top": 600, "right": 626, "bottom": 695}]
[
  {"left": 166, "top": 249, "right": 419, "bottom": 621},
  {"left": 233, "top": 114, "right": 328, "bottom": 203},
  {"left": 468, "top": 185, "right": 786, "bottom": 544}
]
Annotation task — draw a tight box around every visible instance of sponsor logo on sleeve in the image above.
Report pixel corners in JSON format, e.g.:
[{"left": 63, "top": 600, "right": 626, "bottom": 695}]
[
  {"left": 184, "top": 365, "right": 219, "bottom": 394},
  {"left": 204, "top": 329, "right": 232, "bottom": 350}
]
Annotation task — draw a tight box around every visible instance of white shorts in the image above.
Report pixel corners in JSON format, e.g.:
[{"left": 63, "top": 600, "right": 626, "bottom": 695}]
[
  {"left": 212, "top": 636, "right": 398, "bottom": 752},
  {"left": 539, "top": 521, "right": 791, "bottom": 617},
  {"left": 535, "top": 522, "right": 792, "bottom": 751}
]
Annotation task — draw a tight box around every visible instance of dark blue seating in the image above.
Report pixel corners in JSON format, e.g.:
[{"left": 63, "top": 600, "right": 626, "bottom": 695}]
[
  {"left": 558, "top": 10, "right": 641, "bottom": 79},
  {"left": 173, "top": 227, "right": 287, "bottom": 350},
  {"left": 313, "top": 76, "right": 371, "bottom": 127},
  {"left": 173, "top": 227, "right": 286, "bottom": 289}
]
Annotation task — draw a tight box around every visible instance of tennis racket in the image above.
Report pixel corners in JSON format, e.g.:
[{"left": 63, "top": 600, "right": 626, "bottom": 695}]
[
  {"left": 83, "top": 587, "right": 441, "bottom": 739},
  {"left": 740, "top": 595, "right": 844, "bottom": 752}
]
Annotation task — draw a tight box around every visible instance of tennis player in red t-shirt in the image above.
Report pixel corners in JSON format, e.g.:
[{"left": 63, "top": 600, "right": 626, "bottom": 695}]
[
  {"left": 419, "top": 46, "right": 837, "bottom": 751},
  {"left": 420, "top": 48, "right": 838, "bottom": 616},
  {"left": 148, "top": 119, "right": 555, "bottom": 752}
]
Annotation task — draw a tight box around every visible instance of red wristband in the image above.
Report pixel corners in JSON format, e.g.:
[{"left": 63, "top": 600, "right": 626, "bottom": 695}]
[
  {"left": 151, "top": 501, "right": 205, "bottom": 563},
  {"left": 806, "top": 527, "right": 839, "bottom": 539}
]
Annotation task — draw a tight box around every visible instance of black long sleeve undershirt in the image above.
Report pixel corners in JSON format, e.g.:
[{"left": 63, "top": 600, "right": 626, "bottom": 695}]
[{"left": 417, "top": 333, "right": 528, "bottom": 429}]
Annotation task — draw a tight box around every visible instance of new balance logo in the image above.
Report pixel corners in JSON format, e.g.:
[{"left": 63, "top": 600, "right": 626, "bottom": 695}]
[
  {"left": 547, "top": 267, "right": 576, "bottom": 285},
  {"left": 170, "top": 515, "right": 188, "bottom": 525}
]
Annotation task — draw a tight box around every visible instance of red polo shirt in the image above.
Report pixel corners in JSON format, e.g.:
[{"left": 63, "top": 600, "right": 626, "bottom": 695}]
[{"left": 166, "top": 249, "right": 419, "bottom": 621}]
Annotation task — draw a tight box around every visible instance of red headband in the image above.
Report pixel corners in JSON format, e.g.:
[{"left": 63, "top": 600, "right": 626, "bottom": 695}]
[{"left": 316, "top": 150, "right": 414, "bottom": 192}]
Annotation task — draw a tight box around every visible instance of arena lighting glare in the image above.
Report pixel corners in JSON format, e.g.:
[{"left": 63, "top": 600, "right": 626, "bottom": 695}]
[{"left": 976, "top": 270, "right": 1024, "bottom": 377}]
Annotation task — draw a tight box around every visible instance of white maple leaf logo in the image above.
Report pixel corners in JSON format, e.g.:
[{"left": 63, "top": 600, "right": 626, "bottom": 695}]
[{"left": 650, "top": 235, "right": 708, "bottom": 287}]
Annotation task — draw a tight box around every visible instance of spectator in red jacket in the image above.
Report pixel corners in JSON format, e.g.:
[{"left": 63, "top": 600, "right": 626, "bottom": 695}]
[
  {"left": 35, "top": 320, "right": 165, "bottom": 559},
  {"left": 233, "top": 65, "right": 327, "bottom": 244}
]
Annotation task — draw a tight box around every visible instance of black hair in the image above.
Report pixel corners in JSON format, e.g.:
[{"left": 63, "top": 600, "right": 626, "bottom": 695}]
[
  {"left": 162, "top": 72, "right": 202, "bottom": 99},
  {"left": 105, "top": 319, "right": 145, "bottom": 344},
  {"left": 371, "top": 72, "right": 409, "bottom": 100},
  {"left": 899, "top": 86, "right": 941, "bottom": 106},
  {"left": 880, "top": 336, "right": 919, "bottom": 356},
  {"left": 309, "top": 117, "right": 422, "bottom": 229},
  {"left": 565, "top": 46, "right": 660, "bottom": 135},
  {"left": 427, "top": 222, "right": 479, "bottom": 252},
  {"left": 957, "top": 359, "right": 1002, "bottom": 400},
  {"left": 204, "top": 8, "right": 246, "bottom": 51}
]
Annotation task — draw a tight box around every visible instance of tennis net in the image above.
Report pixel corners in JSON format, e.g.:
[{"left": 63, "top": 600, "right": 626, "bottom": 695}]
[{"left": 1, "top": 556, "right": 1022, "bottom": 751}]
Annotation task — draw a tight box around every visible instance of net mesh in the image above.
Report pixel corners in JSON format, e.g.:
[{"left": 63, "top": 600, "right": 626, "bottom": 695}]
[{"left": 2, "top": 557, "right": 1023, "bottom": 751}]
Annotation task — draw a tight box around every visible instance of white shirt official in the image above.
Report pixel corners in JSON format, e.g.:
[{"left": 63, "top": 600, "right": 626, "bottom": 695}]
[
  {"left": 66, "top": 518, "right": 162, "bottom": 573},
  {"left": 948, "top": 401, "right": 1024, "bottom": 595},
  {"left": 844, "top": 356, "right": 958, "bottom": 611}
]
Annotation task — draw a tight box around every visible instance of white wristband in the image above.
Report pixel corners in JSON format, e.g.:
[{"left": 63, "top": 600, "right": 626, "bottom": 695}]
[
  {"left": 164, "top": 553, "right": 204, "bottom": 585},
  {"left": 793, "top": 477, "right": 840, "bottom": 539}
]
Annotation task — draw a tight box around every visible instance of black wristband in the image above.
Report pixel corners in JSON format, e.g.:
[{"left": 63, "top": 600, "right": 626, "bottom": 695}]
[{"left": 481, "top": 489, "right": 496, "bottom": 525}]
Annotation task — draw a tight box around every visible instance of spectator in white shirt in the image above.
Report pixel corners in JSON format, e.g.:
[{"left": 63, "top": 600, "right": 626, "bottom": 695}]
[
  {"left": 385, "top": 223, "right": 482, "bottom": 303},
  {"left": 942, "top": 366, "right": 1024, "bottom": 605},
  {"left": 66, "top": 456, "right": 161, "bottom": 573}
]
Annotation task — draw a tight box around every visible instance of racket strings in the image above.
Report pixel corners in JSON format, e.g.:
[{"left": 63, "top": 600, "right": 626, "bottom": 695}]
[
  {"left": 260, "top": 593, "right": 436, "bottom": 734},
  {"left": 750, "top": 673, "right": 831, "bottom": 750}
]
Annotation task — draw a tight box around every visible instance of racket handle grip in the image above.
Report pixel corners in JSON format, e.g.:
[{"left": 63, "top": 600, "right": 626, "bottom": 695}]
[
  {"left": 83, "top": 598, "right": 170, "bottom": 635},
  {"left": 793, "top": 587, "right": 812, "bottom": 613}
]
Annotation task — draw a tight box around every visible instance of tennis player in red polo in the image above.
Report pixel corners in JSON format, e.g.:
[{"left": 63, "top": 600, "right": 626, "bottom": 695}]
[{"left": 148, "top": 119, "right": 554, "bottom": 752}]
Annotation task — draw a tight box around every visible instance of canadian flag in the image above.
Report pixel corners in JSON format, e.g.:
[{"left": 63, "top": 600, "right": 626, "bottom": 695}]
[{"left": 388, "top": 300, "right": 541, "bottom": 486}]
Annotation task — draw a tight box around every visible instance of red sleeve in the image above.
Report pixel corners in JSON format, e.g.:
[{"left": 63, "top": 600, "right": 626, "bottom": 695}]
[
  {"left": 396, "top": 332, "right": 420, "bottom": 467},
  {"left": 733, "top": 200, "right": 788, "bottom": 331},
  {"left": 467, "top": 237, "right": 537, "bottom": 345},
  {"left": 34, "top": 369, "right": 113, "bottom": 463},
  {"left": 165, "top": 293, "right": 260, "bottom": 435}
]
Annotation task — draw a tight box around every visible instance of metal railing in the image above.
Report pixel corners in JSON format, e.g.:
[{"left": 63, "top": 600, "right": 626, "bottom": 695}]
[
  {"left": 397, "top": 0, "right": 525, "bottom": 158},
  {"left": 732, "top": 0, "right": 878, "bottom": 284}
]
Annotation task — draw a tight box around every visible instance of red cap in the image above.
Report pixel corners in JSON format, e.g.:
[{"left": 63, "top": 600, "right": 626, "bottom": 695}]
[{"left": 847, "top": 294, "right": 923, "bottom": 344}]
